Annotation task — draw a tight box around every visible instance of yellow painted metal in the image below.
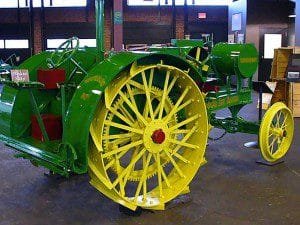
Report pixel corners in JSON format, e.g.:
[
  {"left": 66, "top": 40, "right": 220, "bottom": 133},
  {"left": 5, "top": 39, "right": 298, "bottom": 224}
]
[
  {"left": 89, "top": 62, "right": 208, "bottom": 210},
  {"left": 196, "top": 47, "right": 201, "bottom": 61},
  {"left": 259, "top": 102, "right": 294, "bottom": 162}
]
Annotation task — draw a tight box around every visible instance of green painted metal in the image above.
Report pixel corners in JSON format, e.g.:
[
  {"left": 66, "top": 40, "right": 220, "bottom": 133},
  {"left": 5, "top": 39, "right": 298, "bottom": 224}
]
[
  {"left": 95, "top": 0, "right": 105, "bottom": 61},
  {"left": 0, "top": 34, "right": 260, "bottom": 177},
  {"left": 211, "top": 43, "right": 258, "bottom": 78},
  {"left": 171, "top": 39, "right": 204, "bottom": 48},
  {"left": 62, "top": 51, "right": 206, "bottom": 174}
]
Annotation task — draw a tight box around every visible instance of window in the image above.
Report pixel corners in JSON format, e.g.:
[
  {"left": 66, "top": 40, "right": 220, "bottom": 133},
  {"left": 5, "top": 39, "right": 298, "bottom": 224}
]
[
  {"left": 5, "top": 40, "right": 29, "bottom": 49},
  {"left": 264, "top": 34, "right": 282, "bottom": 59},
  {"left": 78, "top": 39, "right": 97, "bottom": 47},
  {"left": 128, "top": 0, "right": 159, "bottom": 6},
  {"left": 186, "top": 0, "right": 231, "bottom": 5},
  {"left": 47, "top": 39, "right": 97, "bottom": 49},
  {"left": 49, "top": 0, "right": 87, "bottom": 7},
  {"left": 0, "top": 0, "right": 87, "bottom": 8},
  {"left": 0, "top": 40, "right": 4, "bottom": 49},
  {"left": 127, "top": 0, "right": 230, "bottom": 6},
  {"left": 232, "top": 13, "right": 242, "bottom": 31},
  {"left": 47, "top": 39, "right": 68, "bottom": 49}
]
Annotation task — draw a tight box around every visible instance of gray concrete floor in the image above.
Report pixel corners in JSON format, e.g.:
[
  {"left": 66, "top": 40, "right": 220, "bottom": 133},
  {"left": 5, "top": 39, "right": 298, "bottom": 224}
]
[{"left": 0, "top": 96, "right": 299, "bottom": 225}]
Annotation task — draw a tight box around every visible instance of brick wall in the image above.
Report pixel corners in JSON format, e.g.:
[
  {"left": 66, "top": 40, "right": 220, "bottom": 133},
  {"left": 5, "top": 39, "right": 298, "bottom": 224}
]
[{"left": 0, "top": 1, "right": 227, "bottom": 55}]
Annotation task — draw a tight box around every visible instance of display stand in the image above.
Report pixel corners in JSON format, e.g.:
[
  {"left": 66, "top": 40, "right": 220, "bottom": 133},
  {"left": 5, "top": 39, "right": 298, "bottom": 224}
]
[
  {"left": 244, "top": 81, "right": 274, "bottom": 149},
  {"left": 256, "top": 159, "right": 285, "bottom": 166},
  {"left": 166, "top": 193, "right": 192, "bottom": 209}
]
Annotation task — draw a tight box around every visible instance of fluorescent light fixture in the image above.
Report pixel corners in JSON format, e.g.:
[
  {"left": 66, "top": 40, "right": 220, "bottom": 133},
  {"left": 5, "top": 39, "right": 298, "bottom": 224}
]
[{"left": 288, "top": 14, "right": 296, "bottom": 18}]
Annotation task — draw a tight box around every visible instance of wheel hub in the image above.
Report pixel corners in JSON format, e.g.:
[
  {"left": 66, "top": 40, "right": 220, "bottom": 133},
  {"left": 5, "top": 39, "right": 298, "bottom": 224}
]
[
  {"left": 272, "top": 128, "right": 287, "bottom": 138},
  {"left": 143, "top": 120, "right": 169, "bottom": 154},
  {"left": 151, "top": 129, "right": 166, "bottom": 144}
]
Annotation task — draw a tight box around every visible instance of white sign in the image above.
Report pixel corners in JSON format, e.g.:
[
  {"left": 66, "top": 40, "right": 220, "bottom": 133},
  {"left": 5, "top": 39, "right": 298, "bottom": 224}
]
[{"left": 10, "top": 69, "right": 30, "bottom": 82}]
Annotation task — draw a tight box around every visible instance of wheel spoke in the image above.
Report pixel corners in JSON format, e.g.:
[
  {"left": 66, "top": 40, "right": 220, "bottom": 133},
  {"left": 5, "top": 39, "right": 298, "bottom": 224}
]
[
  {"left": 109, "top": 137, "right": 131, "bottom": 146},
  {"left": 163, "top": 149, "right": 185, "bottom": 178},
  {"left": 103, "top": 132, "right": 135, "bottom": 140},
  {"left": 141, "top": 71, "right": 155, "bottom": 119},
  {"left": 126, "top": 83, "right": 138, "bottom": 110},
  {"left": 159, "top": 71, "right": 170, "bottom": 119},
  {"left": 128, "top": 80, "right": 144, "bottom": 91},
  {"left": 155, "top": 153, "right": 163, "bottom": 197},
  {"left": 105, "top": 147, "right": 136, "bottom": 170},
  {"left": 104, "top": 120, "right": 143, "bottom": 134},
  {"left": 119, "top": 104, "right": 135, "bottom": 123},
  {"left": 169, "top": 114, "right": 199, "bottom": 131},
  {"left": 134, "top": 153, "right": 152, "bottom": 200},
  {"left": 148, "top": 68, "right": 154, "bottom": 89},
  {"left": 276, "top": 111, "right": 282, "bottom": 128},
  {"left": 281, "top": 116, "right": 288, "bottom": 129},
  {"left": 172, "top": 152, "right": 190, "bottom": 164},
  {"left": 112, "top": 148, "right": 147, "bottom": 188},
  {"left": 269, "top": 137, "right": 277, "bottom": 154},
  {"left": 169, "top": 139, "right": 199, "bottom": 149},
  {"left": 119, "top": 90, "right": 148, "bottom": 125},
  {"left": 171, "top": 129, "right": 191, "bottom": 134},
  {"left": 165, "top": 87, "right": 190, "bottom": 122},
  {"left": 102, "top": 140, "right": 143, "bottom": 158},
  {"left": 167, "top": 76, "right": 178, "bottom": 94},
  {"left": 108, "top": 107, "right": 134, "bottom": 126},
  {"left": 152, "top": 76, "right": 179, "bottom": 118}
]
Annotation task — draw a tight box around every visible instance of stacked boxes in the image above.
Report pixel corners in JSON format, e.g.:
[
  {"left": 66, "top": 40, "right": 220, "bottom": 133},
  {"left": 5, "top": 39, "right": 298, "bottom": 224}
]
[{"left": 289, "top": 82, "right": 300, "bottom": 117}]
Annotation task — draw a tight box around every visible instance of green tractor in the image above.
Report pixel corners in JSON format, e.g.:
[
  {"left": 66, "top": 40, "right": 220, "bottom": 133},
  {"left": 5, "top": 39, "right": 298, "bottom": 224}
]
[{"left": 0, "top": 0, "right": 294, "bottom": 212}]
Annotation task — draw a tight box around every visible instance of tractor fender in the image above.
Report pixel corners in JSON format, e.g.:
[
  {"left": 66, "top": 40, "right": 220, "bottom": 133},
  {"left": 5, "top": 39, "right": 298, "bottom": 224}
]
[{"left": 63, "top": 51, "right": 204, "bottom": 174}]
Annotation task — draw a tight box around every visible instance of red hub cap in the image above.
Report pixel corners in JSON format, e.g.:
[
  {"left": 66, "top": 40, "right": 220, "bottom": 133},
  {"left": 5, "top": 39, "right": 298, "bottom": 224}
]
[{"left": 151, "top": 129, "right": 166, "bottom": 144}]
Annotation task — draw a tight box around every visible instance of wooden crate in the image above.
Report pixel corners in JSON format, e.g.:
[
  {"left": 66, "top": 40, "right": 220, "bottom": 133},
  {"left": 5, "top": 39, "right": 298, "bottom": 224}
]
[
  {"left": 271, "top": 80, "right": 289, "bottom": 106},
  {"left": 271, "top": 48, "right": 293, "bottom": 80},
  {"left": 288, "top": 46, "right": 300, "bottom": 54},
  {"left": 289, "top": 82, "right": 300, "bottom": 117}
]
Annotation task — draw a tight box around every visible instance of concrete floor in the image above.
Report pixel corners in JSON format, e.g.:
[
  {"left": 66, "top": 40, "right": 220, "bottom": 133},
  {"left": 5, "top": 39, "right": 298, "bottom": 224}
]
[{"left": 0, "top": 96, "right": 299, "bottom": 225}]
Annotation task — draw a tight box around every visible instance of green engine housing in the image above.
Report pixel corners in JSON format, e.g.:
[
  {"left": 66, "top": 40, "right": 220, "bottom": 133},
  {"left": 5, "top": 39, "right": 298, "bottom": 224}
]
[{"left": 211, "top": 43, "right": 258, "bottom": 78}]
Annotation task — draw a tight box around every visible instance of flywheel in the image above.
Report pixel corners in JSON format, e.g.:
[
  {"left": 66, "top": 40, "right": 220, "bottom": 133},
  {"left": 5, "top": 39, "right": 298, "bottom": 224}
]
[
  {"left": 259, "top": 102, "right": 294, "bottom": 162},
  {"left": 89, "top": 62, "right": 208, "bottom": 211}
]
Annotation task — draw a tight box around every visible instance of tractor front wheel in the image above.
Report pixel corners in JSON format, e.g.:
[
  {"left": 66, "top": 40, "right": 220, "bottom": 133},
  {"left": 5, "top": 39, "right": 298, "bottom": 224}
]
[{"left": 259, "top": 102, "right": 294, "bottom": 162}]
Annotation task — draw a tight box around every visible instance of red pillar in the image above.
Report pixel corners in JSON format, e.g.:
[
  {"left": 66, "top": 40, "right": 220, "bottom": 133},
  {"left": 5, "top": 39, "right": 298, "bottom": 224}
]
[{"left": 113, "top": 0, "right": 123, "bottom": 51}]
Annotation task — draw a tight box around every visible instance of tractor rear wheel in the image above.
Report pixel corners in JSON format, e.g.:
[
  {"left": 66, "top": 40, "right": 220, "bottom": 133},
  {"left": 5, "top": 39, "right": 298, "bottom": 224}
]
[{"left": 89, "top": 62, "right": 208, "bottom": 210}]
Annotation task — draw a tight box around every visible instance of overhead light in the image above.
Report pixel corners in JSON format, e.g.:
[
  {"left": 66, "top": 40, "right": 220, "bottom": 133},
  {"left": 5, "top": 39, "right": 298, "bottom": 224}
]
[{"left": 288, "top": 14, "right": 296, "bottom": 18}]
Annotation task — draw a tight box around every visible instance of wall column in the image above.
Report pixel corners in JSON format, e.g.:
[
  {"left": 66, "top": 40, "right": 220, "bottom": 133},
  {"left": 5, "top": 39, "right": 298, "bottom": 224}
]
[
  {"left": 113, "top": 0, "right": 123, "bottom": 51},
  {"left": 295, "top": 1, "right": 300, "bottom": 45}
]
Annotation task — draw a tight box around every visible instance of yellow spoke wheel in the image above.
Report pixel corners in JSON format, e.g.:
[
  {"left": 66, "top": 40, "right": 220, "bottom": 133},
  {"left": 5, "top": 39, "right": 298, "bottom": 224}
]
[
  {"left": 88, "top": 62, "right": 208, "bottom": 211},
  {"left": 259, "top": 102, "right": 294, "bottom": 162}
]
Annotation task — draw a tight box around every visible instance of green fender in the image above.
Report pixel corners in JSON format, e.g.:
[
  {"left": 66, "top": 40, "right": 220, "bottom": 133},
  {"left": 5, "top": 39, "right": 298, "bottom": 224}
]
[
  {"left": 0, "top": 49, "right": 98, "bottom": 139},
  {"left": 63, "top": 51, "right": 204, "bottom": 174}
]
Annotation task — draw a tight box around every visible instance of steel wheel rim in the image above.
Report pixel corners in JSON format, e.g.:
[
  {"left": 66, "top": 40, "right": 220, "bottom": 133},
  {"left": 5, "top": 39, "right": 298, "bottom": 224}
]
[
  {"left": 89, "top": 63, "right": 208, "bottom": 209},
  {"left": 259, "top": 102, "right": 294, "bottom": 162}
]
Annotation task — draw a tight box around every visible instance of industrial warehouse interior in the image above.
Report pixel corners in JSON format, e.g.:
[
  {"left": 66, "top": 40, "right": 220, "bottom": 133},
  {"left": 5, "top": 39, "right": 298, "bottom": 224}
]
[{"left": 0, "top": 0, "right": 299, "bottom": 224}]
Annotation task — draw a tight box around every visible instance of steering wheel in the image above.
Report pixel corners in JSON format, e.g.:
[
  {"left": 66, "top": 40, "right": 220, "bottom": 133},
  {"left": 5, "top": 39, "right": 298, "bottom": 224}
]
[{"left": 47, "top": 37, "right": 79, "bottom": 69}]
